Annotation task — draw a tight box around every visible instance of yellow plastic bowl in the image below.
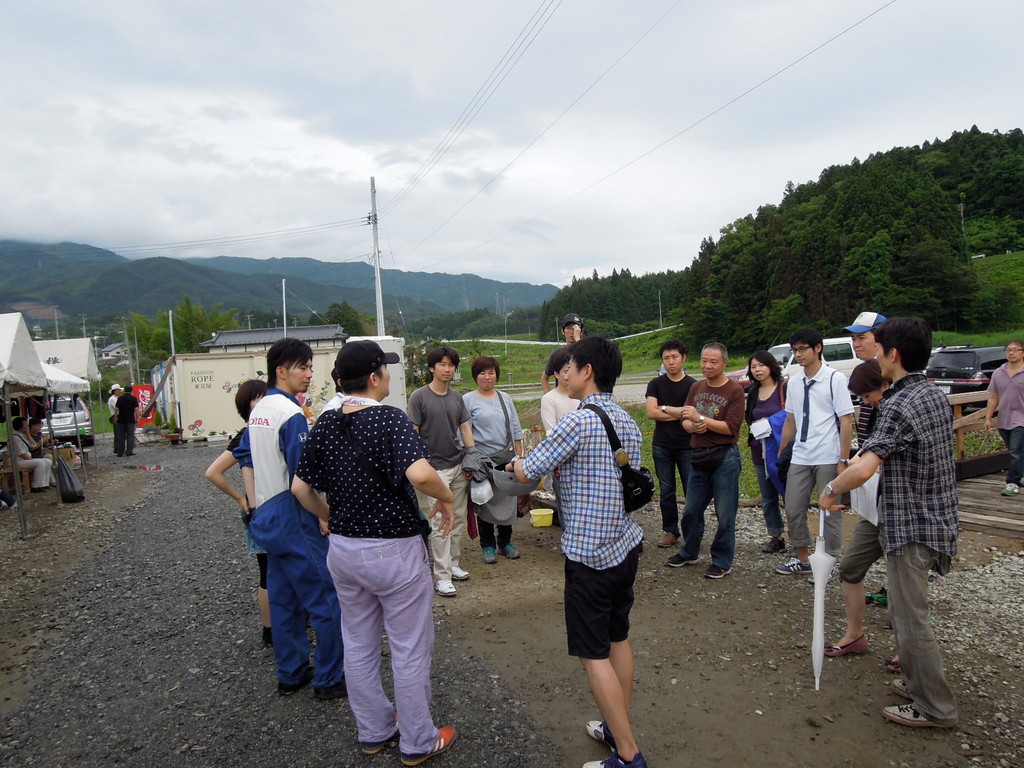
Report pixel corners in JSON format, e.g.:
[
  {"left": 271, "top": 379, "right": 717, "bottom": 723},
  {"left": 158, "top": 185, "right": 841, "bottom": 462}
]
[{"left": 530, "top": 508, "right": 553, "bottom": 527}]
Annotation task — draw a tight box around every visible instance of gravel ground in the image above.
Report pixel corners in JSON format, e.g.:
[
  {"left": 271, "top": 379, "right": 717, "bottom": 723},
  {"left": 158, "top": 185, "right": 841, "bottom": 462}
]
[
  {"left": 1, "top": 439, "right": 1023, "bottom": 767},
  {"left": 0, "top": 443, "right": 557, "bottom": 768}
]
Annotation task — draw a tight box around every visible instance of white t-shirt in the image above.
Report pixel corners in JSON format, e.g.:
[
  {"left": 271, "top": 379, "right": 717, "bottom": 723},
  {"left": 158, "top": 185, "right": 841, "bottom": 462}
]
[
  {"left": 785, "top": 363, "right": 854, "bottom": 466},
  {"left": 541, "top": 388, "right": 580, "bottom": 434}
]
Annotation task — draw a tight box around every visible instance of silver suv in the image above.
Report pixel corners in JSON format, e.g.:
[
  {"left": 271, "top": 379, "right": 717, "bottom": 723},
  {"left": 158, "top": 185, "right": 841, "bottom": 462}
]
[{"left": 49, "top": 395, "right": 95, "bottom": 446}]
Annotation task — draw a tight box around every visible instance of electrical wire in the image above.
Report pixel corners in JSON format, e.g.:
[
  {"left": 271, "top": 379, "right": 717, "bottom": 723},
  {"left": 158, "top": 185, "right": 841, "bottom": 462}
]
[
  {"left": 402, "top": 0, "right": 685, "bottom": 259},
  {"left": 108, "top": 217, "right": 369, "bottom": 255},
  {"left": 416, "top": 0, "right": 899, "bottom": 271},
  {"left": 379, "top": 0, "right": 563, "bottom": 216}
]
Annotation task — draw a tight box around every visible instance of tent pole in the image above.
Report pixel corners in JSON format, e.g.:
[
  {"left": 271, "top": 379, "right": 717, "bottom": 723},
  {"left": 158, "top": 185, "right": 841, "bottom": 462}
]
[{"left": 3, "top": 386, "right": 28, "bottom": 537}]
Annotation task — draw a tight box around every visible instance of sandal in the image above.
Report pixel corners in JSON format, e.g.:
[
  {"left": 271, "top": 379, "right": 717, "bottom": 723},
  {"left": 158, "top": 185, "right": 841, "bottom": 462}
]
[
  {"left": 884, "top": 656, "right": 902, "bottom": 673},
  {"left": 823, "top": 635, "right": 868, "bottom": 657}
]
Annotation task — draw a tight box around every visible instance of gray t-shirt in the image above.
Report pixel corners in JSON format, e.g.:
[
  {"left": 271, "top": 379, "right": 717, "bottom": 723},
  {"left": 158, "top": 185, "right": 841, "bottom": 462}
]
[{"left": 407, "top": 385, "right": 470, "bottom": 470}]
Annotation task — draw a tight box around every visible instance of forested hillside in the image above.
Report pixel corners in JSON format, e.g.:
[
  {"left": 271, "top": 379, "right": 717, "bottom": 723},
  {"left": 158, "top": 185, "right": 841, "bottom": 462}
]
[
  {"left": 671, "top": 126, "right": 1023, "bottom": 349},
  {"left": 530, "top": 127, "right": 1023, "bottom": 347}
]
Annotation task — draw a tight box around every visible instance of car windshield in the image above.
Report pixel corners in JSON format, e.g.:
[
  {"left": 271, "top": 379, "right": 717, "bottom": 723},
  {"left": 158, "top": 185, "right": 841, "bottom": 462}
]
[
  {"left": 52, "top": 396, "right": 86, "bottom": 414},
  {"left": 768, "top": 344, "right": 790, "bottom": 367},
  {"left": 928, "top": 352, "right": 978, "bottom": 371}
]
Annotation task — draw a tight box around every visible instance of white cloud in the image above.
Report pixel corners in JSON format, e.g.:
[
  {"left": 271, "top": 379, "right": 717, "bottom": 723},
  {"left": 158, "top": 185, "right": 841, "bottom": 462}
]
[{"left": 0, "top": 0, "right": 1020, "bottom": 290}]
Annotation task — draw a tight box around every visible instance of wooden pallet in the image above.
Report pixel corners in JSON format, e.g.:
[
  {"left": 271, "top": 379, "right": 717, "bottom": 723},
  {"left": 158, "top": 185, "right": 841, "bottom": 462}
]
[{"left": 957, "top": 474, "right": 1024, "bottom": 538}]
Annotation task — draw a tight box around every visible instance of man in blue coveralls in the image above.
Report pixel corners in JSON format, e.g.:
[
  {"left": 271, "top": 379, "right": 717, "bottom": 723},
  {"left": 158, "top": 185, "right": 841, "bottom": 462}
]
[{"left": 237, "top": 338, "right": 345, "bottom": 698}]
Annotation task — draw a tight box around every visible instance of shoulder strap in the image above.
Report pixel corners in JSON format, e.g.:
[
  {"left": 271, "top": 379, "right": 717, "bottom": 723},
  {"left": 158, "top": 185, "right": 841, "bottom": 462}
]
[
  {"left": 341, "top": 416, "right": 420, "bottom": 516},
  {"left": 582, "top": 403, "right": 637, "bottom": 472},
  {"left": 496, "top": 392, "right": 514, "bottom": 449}
]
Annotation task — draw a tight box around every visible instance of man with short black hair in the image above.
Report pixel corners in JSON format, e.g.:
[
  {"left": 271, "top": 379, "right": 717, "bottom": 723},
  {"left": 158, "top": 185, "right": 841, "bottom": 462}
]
[
  {"left": 644, "top": 339, "right": 695, "bottom": 549},
  {"left": 240, "top": 337, "right": 346, "bottom": 699},
  {"left": 541, "top": 313, "right": 584, "bottom": 393},
  {"left": 665, "top": 342, "right": 745, "bottom": 579},
  {"left": 774, "top": 328, "right": 854, "bottom": 577},
  {"left": 407, "top": 346, "right": 478, "bottom": 597},
  {"left": 113, "top": 385, "right": 140, "bottom": 457},
  {"left": 821, "top": 317, "right": 958, "bottom": 729},
  {"left": 509, "top": 335, "right": 647, "bottom": 768}
]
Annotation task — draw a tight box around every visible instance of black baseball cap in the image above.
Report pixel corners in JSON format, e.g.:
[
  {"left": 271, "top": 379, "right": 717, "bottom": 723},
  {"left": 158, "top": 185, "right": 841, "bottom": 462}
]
[
  {"left": 561, "top": 313, "right": 584, "bottom": 328},
  {"left": 335, "top": 341, "right": 400, "bottom": 380}
]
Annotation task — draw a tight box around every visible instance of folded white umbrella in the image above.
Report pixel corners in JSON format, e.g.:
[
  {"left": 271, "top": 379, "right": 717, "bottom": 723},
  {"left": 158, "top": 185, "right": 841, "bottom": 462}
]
[{"left": 810, "top": 508, "right": 837, "bottom": 691}]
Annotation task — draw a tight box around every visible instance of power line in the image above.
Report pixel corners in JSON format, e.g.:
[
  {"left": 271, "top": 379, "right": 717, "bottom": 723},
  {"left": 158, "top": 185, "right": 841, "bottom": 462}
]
[
  {"left": 379, "top": 0, "right": 564, "bottom": 216},
  {"left": 417, "top": 0, "right": 899, "bottom": 271},
  {"left": 402, "top": 0, "right": 686, "bottom": 260},
  {"left": 107, "top": 217, "right": 369, "bottom": 255}
]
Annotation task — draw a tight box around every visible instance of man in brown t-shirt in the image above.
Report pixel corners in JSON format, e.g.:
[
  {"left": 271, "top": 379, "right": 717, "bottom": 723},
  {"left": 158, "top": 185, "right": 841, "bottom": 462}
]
[{"left": 664, "top": 342, "right": 745, "bottom": 579}]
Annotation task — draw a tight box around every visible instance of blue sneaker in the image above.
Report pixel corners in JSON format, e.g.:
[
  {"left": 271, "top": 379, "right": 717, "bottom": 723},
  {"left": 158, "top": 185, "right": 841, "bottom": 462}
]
[
  {"left": 583, "top": 751, "right": 648, "bottom": 768},
  {"left": 775, "top": 557, "right": 812, "bottom": 575},
  {"left": 585, "top": 720, "right": 616, "bottom": 751}
]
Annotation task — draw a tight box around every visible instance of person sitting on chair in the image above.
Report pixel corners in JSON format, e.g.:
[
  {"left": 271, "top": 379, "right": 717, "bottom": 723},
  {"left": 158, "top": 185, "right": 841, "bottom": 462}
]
[{"left": 10, "top": 417, "right": 53, "bottom": 493}]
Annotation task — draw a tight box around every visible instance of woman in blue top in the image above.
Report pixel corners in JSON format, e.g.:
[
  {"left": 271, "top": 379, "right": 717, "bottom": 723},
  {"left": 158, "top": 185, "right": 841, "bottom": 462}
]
[{"left": 462, "top": 356, "right": 525, "bottom": 564}]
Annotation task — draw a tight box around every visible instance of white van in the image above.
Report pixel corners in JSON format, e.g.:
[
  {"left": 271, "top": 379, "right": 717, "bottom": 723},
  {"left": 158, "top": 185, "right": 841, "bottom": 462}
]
[{"left": 781, "top": 337, "right": 858, "bottom": 379}]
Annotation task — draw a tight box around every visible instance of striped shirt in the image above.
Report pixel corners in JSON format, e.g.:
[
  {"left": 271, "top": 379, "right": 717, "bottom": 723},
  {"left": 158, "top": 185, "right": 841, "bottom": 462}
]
[
  {"left": 861, "top": 373, "right": 959, "bottom": 556},
  {"left": 521, "top": 392, "right": 644, "bottom": 569}
]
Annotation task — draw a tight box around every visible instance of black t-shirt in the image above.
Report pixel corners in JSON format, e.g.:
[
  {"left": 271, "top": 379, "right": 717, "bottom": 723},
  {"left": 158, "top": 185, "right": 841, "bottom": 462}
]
[
  {"left": 645, "top": 374, "right": 696, "bottom": 450},
  {"left": 114, "top": 394, "right": 139, "bottom": 424},
  {"left": 296, "top": 405, "right": 428, "bottom": 538}
]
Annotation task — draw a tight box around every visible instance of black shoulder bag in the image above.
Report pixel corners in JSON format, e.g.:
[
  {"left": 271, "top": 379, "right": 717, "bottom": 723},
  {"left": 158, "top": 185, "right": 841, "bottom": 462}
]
[{"left": 582, "top": 404, "right": 654, "bottom": 513}]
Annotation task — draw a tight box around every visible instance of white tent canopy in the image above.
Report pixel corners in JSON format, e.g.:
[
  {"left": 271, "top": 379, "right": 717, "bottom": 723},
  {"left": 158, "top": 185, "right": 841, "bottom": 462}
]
[
  {"left": 40, "top": 362, "right": 90, "bottom": 395},
  {"left": 34, "top": 338, "right": 101, "bottom": 381},
  {"left": 0, "top": 313, "right": 47, "bottom": 390}
]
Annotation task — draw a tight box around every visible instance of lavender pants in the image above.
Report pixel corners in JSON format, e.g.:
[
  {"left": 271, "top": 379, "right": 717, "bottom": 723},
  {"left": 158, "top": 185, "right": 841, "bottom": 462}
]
[{"left": 327, "top": 534, "right": 440, "bottom": 756}]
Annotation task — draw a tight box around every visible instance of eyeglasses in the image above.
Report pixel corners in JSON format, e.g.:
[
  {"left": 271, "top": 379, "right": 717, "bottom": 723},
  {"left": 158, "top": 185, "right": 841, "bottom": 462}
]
[
  {"left": 1007, "top": 347, "right": 1023, "bottom": 353},
  {"left": 790, "top": 345, "right": 812, "bottom": 354}
]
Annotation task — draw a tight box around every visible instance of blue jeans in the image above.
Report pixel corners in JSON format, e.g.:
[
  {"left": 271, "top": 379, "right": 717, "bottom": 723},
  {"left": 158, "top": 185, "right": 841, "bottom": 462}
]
[
  {"left": 999, "top": 427, "right": 1024, "bottom": 486},
  {"left": 754, "top": 463, "right": 784, "bottom": 537},
  {"left": 652, "top": 444, "right": 691, "bottom": 535},
  {"left": 677, "top": 445, "right": 741, "bottom": 570}
]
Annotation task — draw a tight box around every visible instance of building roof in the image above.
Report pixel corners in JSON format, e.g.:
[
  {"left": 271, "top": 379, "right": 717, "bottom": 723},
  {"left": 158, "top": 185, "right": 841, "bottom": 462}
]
[
  {"left": 199, "top": 325, "right": 350, "bottom": 348},
  {"left": 99, "top": 341, "right": 126, "bottom": 353}
]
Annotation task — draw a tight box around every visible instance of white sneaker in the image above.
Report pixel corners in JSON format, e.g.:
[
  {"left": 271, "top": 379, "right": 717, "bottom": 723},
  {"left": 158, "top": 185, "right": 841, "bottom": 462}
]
[
  {"left": 451, "top": 565, "right": 470, "bottom": 581},
  {"left": 1001, "top": 483, "right": 1020, "bottom": 496},
  {"left": 435, "top": 579, "right": 457, "bottom": 597}
]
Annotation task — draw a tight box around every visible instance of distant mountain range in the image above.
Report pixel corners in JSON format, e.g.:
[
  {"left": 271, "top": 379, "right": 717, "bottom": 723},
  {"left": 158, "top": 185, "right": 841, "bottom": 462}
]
[{"left": 0, "top": 241, "right": 557, "bottom": 322}]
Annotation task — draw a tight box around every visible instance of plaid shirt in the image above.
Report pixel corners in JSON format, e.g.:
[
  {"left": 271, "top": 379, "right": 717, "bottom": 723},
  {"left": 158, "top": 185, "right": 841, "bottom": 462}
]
[
  {"left": 522, "top": 392, "right": 644, "bottom": 569},
  {"left": 861, "top": 373, "right": 959, "bottom": 556}
]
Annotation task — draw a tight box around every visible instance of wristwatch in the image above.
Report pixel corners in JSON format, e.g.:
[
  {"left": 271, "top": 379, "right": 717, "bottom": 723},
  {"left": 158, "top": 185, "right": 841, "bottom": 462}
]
[
  {"left": 824, "top": 482, "right": 835, "bottom": 496},
  {"left": 699, "top": 415, "right": 705, "bottom": 423},
  {"left": 660, "top": 405, "right": 668, "bottom": 413}
]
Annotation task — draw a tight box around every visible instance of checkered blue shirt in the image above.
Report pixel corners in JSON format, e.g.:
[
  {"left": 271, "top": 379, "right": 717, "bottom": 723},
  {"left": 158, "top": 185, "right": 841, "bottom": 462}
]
[{"left": 522, "top": 392, "right": 644, "bottom": 569}]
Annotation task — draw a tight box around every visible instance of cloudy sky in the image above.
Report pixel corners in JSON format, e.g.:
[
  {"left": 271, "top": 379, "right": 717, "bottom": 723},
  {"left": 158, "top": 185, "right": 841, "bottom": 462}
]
[{"left": 2, "top": 1, "right": 1019, "bottom": 288}]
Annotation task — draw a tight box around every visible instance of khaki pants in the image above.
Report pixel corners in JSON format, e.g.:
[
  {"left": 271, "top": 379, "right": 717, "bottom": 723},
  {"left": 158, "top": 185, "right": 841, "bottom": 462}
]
[
  {"left": 886, "top": 542, "right": 958, "bottom": 725},
  {"left": 416, "top": 465, "right": 468, "bottom": 582}
]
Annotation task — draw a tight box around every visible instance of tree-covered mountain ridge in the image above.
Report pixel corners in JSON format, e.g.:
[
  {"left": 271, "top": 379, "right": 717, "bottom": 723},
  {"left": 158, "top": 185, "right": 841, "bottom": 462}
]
[
  {"left": 538, "top": 126, "right": 1024, "bottom": 345},
  {"left": 0, "top": 241, "right": 558, "bottom": 323}
]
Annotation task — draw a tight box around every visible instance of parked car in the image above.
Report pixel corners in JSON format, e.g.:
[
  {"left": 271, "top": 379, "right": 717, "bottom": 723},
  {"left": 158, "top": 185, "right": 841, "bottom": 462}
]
[
  {"left": 926, "top": 345, "right": 1007, "bottom": 396},
  {"left": 725, "top": 343, "right": 791, "bottom": 386},
  {"left": 48, "top": 395, "right": 95, "bottom": 446},
  {"left": 781, "top": 337, "right": 858, "bottom": 379}
]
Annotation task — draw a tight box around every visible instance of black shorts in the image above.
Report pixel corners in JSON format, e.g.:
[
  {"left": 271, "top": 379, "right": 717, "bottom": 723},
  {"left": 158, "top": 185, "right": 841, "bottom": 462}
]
[{"left": 563, "top": 545, "right": 641, "bottom": 659}]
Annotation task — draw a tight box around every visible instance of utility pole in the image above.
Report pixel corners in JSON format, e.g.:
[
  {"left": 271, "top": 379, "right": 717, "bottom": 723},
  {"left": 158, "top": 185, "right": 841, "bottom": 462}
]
[
  {"left": 54, "top": 306, "right": 60, "bottom": 339},
  {"left": 281, "top": 279, "right": 287, "bottom": 337},
  {"left": 370, "top": 177, "right": 385, "bottom": 335},
  {"left": 245, "top": 314, "right": 252, "bottom": 330},
  {"left": 79, "top": 313, "right": 87, "bottom": 337},
  {"left": 658, "top": 290, "right": 663, "bottom": 328}
]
